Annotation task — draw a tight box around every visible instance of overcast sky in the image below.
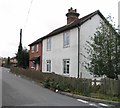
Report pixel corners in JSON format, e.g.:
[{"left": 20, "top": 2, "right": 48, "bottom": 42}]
[{"left": 0, "top": 0, "right": 119, "bottom": 58}]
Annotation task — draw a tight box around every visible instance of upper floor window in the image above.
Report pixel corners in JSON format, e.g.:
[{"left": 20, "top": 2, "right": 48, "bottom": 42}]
[
  {"left": 63, "top": 31, "right": 70, "bottom": 48},
  {"left": 47, "top": 38, "right": 51, "bottom": 51},
  {"left": 36, "top": 44, "right": 39, "bottom": 52},
  {"left": 31, "top": 46, "right": 34, "bottom": 53}
]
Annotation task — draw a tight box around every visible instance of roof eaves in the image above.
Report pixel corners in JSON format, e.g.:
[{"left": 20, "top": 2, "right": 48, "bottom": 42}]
[
  {"left": 41, "top": 10, "right": 103, "bottom": 40},
  {"left": 28, "top": 38, "right": 42, "bottom": 46}
]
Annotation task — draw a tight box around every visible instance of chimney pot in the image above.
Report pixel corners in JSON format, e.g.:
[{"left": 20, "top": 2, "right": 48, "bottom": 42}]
[{"left": 66, "top": 7, "right": 80, "bottom": 24}]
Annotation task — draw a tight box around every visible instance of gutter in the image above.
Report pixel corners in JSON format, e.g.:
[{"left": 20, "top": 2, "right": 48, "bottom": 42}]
[{"left": 77, "top": 25, "right": 81, "bottom": 78}]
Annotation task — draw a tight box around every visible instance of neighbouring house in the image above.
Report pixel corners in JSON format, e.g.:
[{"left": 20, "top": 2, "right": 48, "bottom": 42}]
[
  {"left": 29, "top": 7, "right": 107, "bottom": 79},
  {"left": 10, "top": 57, "right": 17, "bottom": 67},
  {"left": 0, "top": 57, "right": 2, "bottom": 66},
  {"left": 28, "top": 39, "right": 42, "bottom": 71},
  {"left": 1, "top": 58, "right": 7, "bottom": 67}
]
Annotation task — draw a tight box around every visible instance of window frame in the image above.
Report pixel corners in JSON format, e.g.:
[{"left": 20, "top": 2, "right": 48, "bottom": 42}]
[
  {"left": 63, "top": 31, "right": 70, "bottom": 48},
  {"left": 63, "top": 59, "right": 70, "bottom": 74},
  {"left": 36, "top": 44, "right": 39, "bottom": 52},
  {"left": 31, "top": 46, "right": 34, "bottom": 53},
  {"left": 47, "top": 38, "right": 51, "bottom": 51},
  {"left": 46, "top": 60, "right": 51, "bottom": 72}
]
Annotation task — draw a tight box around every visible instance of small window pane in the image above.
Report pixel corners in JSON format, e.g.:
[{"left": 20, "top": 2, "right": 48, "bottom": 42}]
[{"left": 47, "top": 38, "right": 51, "bottom": 51}]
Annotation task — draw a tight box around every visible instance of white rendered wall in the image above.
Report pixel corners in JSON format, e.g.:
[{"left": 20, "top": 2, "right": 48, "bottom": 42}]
[
  {"left": 42, "top": 28, "right": 78, "bottom": 78},
  {"left": 79, "top": 14, "right": 103, "bottom": 79}
]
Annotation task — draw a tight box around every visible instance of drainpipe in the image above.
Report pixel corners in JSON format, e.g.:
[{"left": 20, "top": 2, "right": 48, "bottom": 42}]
[{"left": 77, "top": 25, "right": 81, "bottom": 78}]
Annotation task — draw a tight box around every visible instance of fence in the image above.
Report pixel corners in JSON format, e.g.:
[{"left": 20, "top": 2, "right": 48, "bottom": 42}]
[{"left": 10, "top": 67, "right": 120, "bottom": 98}]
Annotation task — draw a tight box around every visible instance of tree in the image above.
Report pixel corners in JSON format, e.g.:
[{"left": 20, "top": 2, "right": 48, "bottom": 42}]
[
  {"left": 7, "top": 56, "right": 10, "bottom": 66},
  {"left": 16, "top": 29, "right": 29, "bottom": 69},
  {"left": 22, "top": 48, "right": 29, "bottom": 69},
  {"left": 84, "top": 17, "right": 120, "bottom": 79},
  {"left": 16, "top": 47, "right": 29, "bottom": 69}
]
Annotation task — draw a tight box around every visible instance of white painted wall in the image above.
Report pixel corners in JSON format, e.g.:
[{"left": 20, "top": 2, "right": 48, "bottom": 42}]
[
  {"left": 79, "top": 14, "right": 103, "bottom": 79},
  {"left": 42, "top": 14, "right": 103, "bottom": 79},
  {"left": 42, "top": 28, "right": 78, "bottom": 78}
]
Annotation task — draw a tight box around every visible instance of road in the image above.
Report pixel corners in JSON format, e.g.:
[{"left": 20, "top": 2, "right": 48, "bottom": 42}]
[{"left": 2, "top": 67, "right": 118, "bottom": 107}]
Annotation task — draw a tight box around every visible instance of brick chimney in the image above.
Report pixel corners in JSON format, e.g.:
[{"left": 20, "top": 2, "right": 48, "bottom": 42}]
[{"left": 66, "top": 7, "right": 80, "bottom": 24}]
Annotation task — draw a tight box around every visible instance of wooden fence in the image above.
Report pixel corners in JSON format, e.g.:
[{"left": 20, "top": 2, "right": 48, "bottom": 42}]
[{"left": 92, "top": 78, "right": 120, "bottom": 97}]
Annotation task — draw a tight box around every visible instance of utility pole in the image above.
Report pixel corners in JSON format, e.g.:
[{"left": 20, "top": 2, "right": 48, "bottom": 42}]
[
  {"left": 18, "top": 29, "right": 23, "bottom": 52},
  {"left": 17, "top": 29, "right": 23, "bottom": 67}
]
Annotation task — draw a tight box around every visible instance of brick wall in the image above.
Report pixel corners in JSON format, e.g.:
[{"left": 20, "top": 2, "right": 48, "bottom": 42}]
[{"left": 29, "top": 42, "right": 42, "bottom": 71}]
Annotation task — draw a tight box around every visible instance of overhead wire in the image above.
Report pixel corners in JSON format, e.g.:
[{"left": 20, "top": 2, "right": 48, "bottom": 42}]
[{"left": 23, "top": 0, "right": 34, "bottom": 30}]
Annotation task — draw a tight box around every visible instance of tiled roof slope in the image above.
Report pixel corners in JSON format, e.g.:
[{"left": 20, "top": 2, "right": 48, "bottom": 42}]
[
  {"left": 29, "top": 10, "right": 105, "bottom": 46},
  {"left": 28, "top": 38, "right": 42, "bottom": 46}
]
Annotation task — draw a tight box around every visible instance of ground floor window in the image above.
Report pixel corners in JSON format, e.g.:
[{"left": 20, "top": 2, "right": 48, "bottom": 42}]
[
  {"left": 46, "top": 60, "right": 51, "bottom": 72},
  {"left": 63, "top": 59, "right": 70, "bottom": 74}
]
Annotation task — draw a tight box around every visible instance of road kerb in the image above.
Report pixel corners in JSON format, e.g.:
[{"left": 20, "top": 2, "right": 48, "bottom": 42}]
[{"left": 59, "top": 91, "right": 120, "bottom": 107}]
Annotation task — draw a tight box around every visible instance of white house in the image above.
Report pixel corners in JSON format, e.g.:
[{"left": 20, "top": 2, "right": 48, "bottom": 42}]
[{"left": 41, "top": 8, "right": 106, "bottom": 79}]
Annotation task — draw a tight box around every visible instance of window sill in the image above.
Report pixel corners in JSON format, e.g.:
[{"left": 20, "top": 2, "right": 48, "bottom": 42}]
[
  {"left": 63, "top": 73, "right": 69, "bottom": 75},
  {"left": 63, "top": 45, "right": 70, "bottom": 48},
  {"left": 47, "top": 49, "right": 51, "bottom": 51}
]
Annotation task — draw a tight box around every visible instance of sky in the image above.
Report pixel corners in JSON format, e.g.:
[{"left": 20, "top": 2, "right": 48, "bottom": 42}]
[{"left": 0, "top": 0, "right": 119, "bottom": 58}]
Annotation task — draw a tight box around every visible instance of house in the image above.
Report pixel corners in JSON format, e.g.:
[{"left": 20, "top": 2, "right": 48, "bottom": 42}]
[
  {"left": 10, "top": 57, "right": 17, "bottom": 67},
  {"left": 0, "top": 57, "right": 2, "bottom": 66},
  {"left": 28, "top": 39, "right": 42, "bottom": 71},
  {"left": 29, "top": 8, "right": 106, "bottom": 79},
  {"left": 1, "top": 58, "right": 7, "bottom": 67}
]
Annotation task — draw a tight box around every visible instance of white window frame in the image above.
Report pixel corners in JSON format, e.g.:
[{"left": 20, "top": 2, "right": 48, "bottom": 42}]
[
  {"left": 47, "top": 38, "right": 51, "bottom": 51},
  {"left": 63, "top": 59, "right": 70, "bottom": 74},
  {"left": 46, "top": 60, "right": 51, "bottom": 72},
  {"left": 31, "top": 46, "right": 34, "bottom": 53},
  {"left": 36, "top": 44, "right": 39, "bottom": 52},
  {"left": 63, "top": 31, "right": 70, "bottom": 48}
]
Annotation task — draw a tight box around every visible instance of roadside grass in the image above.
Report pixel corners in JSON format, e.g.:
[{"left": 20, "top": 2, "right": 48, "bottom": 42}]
[{"left": 90, "top": 93, "right": 120, "bottom": 102}]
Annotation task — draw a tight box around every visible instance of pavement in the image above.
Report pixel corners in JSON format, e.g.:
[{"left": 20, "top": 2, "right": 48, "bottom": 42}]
[{"left": 2, "top": 67, "right": 120, "bottom": 107}]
